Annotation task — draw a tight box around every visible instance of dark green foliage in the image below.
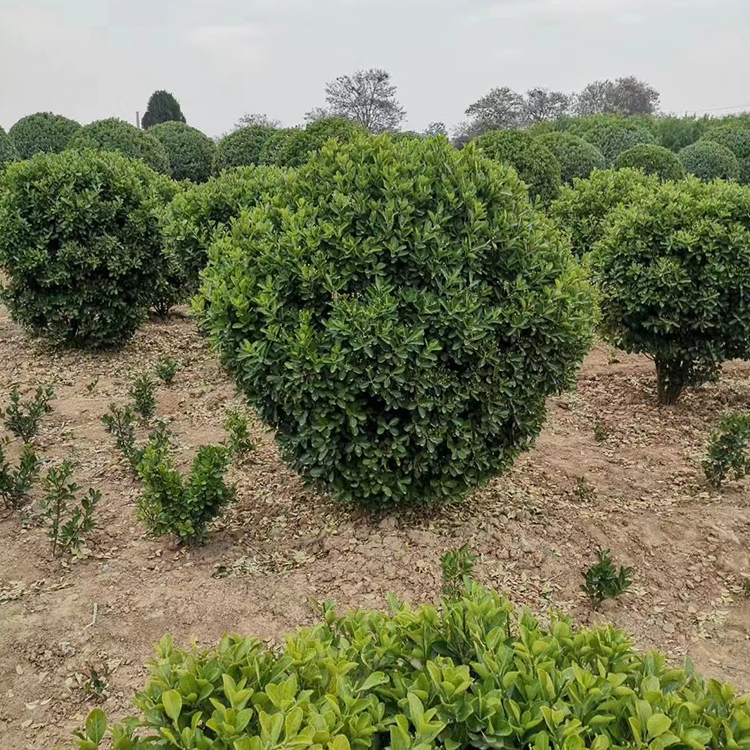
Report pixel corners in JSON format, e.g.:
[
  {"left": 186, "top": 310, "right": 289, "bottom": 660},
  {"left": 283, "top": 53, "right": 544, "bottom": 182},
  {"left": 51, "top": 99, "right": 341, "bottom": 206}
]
[
  {"left": 536, "top": 132, "right": 606, "bottom": 184},
  {"left": 141, "top": 90, "right": 186, "bottom": 130},
  {"left": 41, "top": 460, "right": 100, "bottom": 556},
  {"left": 155, "top": 356, "right": 178, "bottom": 385},
  {"left": 264, "top": 118, "right": 367, "bottom": 167},
  {"left": 224, "top": 409, "right": 255, "bottom": 458},
  {"left": 0, "top": 150, "right": 178, "bottom": 348},
  {"left": 549, "top": 168, "right": 660, "bottom": 258},
  {"left": 197, "top": 135, "right": 595, "bottom": 507},
  {"left": 0, "top": 126, "right": 18, "bottom": 170},
  {"left": 613, "top": 144, "right": 686, "bottom": 181},
  {"left": 0, "top": 441, "right": 41, "bottom": 509},
  {"left": 582, "top": 549, "right": 633, "bottom": 605},
  {"left": 591, "top": 177, "right": 750, "bottom": 405},
  {"left": 678, "top": 140, "right": 739, "bottom": 181},
  {"left": 129, "top": 374, "right": 157, "bottom": 423},
  {"left": 2, "top": 384, "right": 54, "bottom": 442},
  {"left": 137, "top": 443, "right": 234, "bottom": 544},
  {"left": 703, "top": 413, "right": 750, "bottom": 488},
  {"left": 440, "top": 544, "right": 476, "bottom": 599},
  {"left": 68, "top": 118, "right": 170, "bottom": 174},
  {"left": 566, "top": 114, "right": 657, "bottom": 165},
  {"left": 258, "top": 128, "right": 299, "bottom": 165},
  {"left": 9, "top": 112, "right": 81, "bottom": 159},
  {"left": 474, "top": 129, "right": 562, "bottom": 203},
  {"left": 149, "top": 121, "right": 216, "bottom": 183},
  {"left": 654, "top": 115, "right": 706, "bottom": 152},
  {"left": 63, "top": 582, "right": 750, "bottom": 750},
  {"left": 704, "top": 126, "right": 750, "bottom": 184},
  {"left": 162, "top": 165, "right": 290, "bottom": 296},
  {"left": 214, "top": 125, "right": 276, "bottom": 173}
]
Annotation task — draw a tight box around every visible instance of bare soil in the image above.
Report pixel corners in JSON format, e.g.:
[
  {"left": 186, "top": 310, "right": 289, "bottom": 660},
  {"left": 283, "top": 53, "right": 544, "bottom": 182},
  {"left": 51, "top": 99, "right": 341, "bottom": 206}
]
[{"left": 1, "top": 306, "right": 749, "bottom": 750}]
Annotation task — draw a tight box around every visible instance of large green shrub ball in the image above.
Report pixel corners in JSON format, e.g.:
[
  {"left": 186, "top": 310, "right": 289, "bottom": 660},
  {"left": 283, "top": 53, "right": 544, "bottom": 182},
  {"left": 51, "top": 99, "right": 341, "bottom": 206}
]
[
  {"left": 612, "top": 144, "right": 686, "bottom": 181},
  {"left": 197, "top": 135, "right": 595, "bottom": 506},
  {"left": 678, "top": 140, "right": 739, "bottom": 181},
  {"left": 0, "top": 150, "right": 178, "bottom": 348},
  {"left": 68, "top": 118, "right": 170, "bottom": 174},
  {"left": 704, "top": 126, "right": 750, "bottom": 184},
  {"left": 550, "top": 168, "right": 660, "bottom": 258},
  {"left": 654, "top": 115, "right": 705, "bottom": 152},
  {"left": 536, "top": 132, "right": 606, "bottom": 184},
  {"left": 214, "top": 125, "right": 276, "bottom": 173},
  {"left": 9, "top": 112, "right": 81, "bottom": 159},
  {"left": 149, "top": 121, "right": 216, "bottom": 183},
  {"left": 473, "top": 130, "right": 562, "bottom": 203},
  {"left": 567, "top": 115, "right": 657, "bottom": 165},
  {"left": 266, "top": 118, "right": 368, "bottom": 167},
  {"left": 0, "top": 126, "right": 18, "bottom": 170},
  {"left": 163, "top": 165, "right": 290, "bottom": 296},
  {"left": 591, "top": 177, "right": 750, "bottom": 405}
]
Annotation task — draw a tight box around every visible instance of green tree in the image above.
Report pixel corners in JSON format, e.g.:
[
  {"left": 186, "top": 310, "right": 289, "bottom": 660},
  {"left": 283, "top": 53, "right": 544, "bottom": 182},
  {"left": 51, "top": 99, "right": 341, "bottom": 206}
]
[{"left": 142, "top": 90, "right": 186, "bottom": 129}]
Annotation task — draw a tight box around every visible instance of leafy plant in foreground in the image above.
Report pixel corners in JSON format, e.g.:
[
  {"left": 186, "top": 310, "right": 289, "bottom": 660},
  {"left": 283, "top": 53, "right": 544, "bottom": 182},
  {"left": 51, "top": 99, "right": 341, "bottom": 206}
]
[
  {"left": 0, "top": 440, "right": 41, "bottom": 509},
  {"left": 154, "top": 356, "right": 178, "bottom": 385},
  {"left": 440, "top": 544, "right": 476, "bottom": 599},
  {"left": 702, "top": 413, "right": 750, "bottom": 488},
  {"left": 129, "top": 374, "right": 157, "bottom": 423},
  {"left": 137, "top": 443, "right": 234, "bottom": 544},
  {"left": 101, "top": 405, "right": 171, "bottom": 477},
  {"left": 41, "top": 461, "right": 100, "bottom": 556},
  {"left": 2, "top": 383, "right": 54, "bottom": 442},
  {"left": 224, "top": 408, "right": 255, "bottom": 458},
  {"left": 582, "top": 548, "right": 633, "bottom": 605}
]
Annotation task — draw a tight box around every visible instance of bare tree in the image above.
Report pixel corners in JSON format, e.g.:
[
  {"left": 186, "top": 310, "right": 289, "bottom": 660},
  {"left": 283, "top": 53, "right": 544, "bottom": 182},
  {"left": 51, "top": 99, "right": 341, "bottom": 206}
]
[
  {"left": 574, "top": 77, "right": 660, "bottom": 116},
  {"left": 521, "top": 88, "right": 571, "bottom": 124},
  {"left": 233, "top": 112, "right": 282, "bottom": 131},
  {"left": 464, "top": 86, "right": 524, "bottom": 133},
  {"left": 310, "top": 69, "right": 406, "bottom": 133},
  {"left": 303, "top": 107, "right": 332, "bottom": 124},
  {"left": 423, "top": 122, "right": 448, "bottom": 137}
]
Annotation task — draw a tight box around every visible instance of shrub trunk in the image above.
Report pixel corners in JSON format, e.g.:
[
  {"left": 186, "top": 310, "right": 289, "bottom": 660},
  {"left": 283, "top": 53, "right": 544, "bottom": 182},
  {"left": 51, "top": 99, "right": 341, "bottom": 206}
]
[{"left": 655, "top": 357, "right": 686, "bottom": 406}]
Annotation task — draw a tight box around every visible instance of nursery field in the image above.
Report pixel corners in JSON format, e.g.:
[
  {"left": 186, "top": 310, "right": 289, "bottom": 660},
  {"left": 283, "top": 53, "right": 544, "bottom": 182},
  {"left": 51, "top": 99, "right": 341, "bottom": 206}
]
[{"left": 2, "top": 304, "right": 750, "bottom": 750}]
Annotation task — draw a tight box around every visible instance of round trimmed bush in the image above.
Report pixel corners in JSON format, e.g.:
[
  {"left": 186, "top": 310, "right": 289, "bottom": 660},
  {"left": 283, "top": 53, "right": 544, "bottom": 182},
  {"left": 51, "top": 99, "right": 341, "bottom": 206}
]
[
  {"left": 567, "top": 115, "right": 657, "bottom": 165},
  {"left": 149, "top": 121, "right": 216, "bottom": 183},
  {"left": 704, "top": 126, "right": 750, "bottom": 184},
  {"left": 550, "top": 168, "right": 660, "bottom": 258},
  {"left": 654, "top": 115, "right": 705, "bottom": 152},
  {"left": 536, "top": 132, "right": 606, "bottom": 184},
  {"left": 0, "top": 150, "right": 179, "bottom": 348},
  {"left": 591, "top": 177, "right": 750, "bottom": 405},
  {"left": 68, "top": 118, "right": 170, "bottom": 174},
  {"left": 8, "top": 112, "right": 80, "bottom": 159},
  {"left": 678, "top": 140, "right": 739, "bottom": 181},
  {"left": 197, "top": 135, "right": 595, "bottom": 506},
  {"left": 473, "top": 130, "right": 562, "bottom": 203},
  {"left": 214, "top": 125, "right": 276, "bottom": 173},
  {"left": 612, "top": 144, "right": 686, "bottom": 181},
  {"left": 264, "top": 118, "right": 367, "bottom": 167},
  {"left": 0, "top": 126, "right": 18, "bottom": 170},
  {"left": 163, "top": 165, "right": 290, "bottom": 296}
]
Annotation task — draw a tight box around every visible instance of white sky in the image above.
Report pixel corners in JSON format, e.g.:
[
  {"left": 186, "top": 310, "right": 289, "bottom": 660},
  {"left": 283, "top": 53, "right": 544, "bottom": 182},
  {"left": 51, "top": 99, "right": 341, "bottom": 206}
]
[{"left": 1, "top": 0, "right": 749, "bottom": 137}]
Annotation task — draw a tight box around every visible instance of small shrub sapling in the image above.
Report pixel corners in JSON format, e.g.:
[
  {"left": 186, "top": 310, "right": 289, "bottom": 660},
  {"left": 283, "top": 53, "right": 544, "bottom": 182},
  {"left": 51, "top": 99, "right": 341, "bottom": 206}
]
[
  {"left": 582, "top": 548, "right": 633, "bottom": 606},
  {"left": 129, "top": 374, "right": 157, "bottom": 423},
  {"left": 0, "top": 440, "right": 41, "bottom": 509},
  {"left": 101, "top": 405, "right": 171, "bottom": 477},
  {"left": 155, "top": 357, "right": 178, "bottom": 386},
  {"left": 223, "top": 408, "right": 255, "bottom": 458},
  {"left": 440, "top": 544, "right": 476, "bottom": 599},
  {"left": 2, "top": 383, "right": 54, "bottom": 442},
  {"left": 703, "top": 413, "right": 750, "bottom": 488}
]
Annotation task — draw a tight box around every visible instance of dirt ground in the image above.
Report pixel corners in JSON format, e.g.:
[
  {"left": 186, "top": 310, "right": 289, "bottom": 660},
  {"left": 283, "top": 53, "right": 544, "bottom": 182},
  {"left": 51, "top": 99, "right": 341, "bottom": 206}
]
[{"left": 1, "top": 305, "right": 749, "bottom": 750}]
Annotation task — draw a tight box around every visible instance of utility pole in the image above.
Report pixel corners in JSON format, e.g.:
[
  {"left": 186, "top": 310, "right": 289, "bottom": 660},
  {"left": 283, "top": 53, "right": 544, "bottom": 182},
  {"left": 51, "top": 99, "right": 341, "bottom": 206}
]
[{"left": 136, "top": 111, "right": 141, "bottom": 129}]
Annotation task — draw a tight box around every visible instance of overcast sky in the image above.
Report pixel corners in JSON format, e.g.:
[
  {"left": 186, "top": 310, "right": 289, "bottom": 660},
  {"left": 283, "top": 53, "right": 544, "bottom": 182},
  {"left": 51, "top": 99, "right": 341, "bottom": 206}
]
[{"left": 1, "top": 0, "right": 749, "bottom": 137}]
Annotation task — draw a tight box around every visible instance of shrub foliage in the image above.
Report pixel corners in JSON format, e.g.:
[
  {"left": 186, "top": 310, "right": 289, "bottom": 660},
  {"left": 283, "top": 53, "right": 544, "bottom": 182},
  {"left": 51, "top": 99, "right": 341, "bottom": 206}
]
[
  {"left": 214, "top": 125, "right": 277, "bottom": 173},
  {"left": 703, "top": 413, "right": 750, "bottom": 488},
  {"left": 197, "top": 135, "right": 594, "bottom": 506},
  {"left": 704, "top": 126, "right": 750, "bottom": 184},
  {"left": 536, "top": 132, "right": 606, "bottom": 184},
  {"left": 61, "top": 583, "right": 750, "bottom": 750},
  {"left": 0, "top": 150, "right": 178, "bottom": 348},
  {"left": 591, "top": 177, "right": 750, "bottom": 404},
  {"left": 612, "top": 144, "right": 686, "bottom": 181},
  {"left": 565, "top": 115, "right": 657, "bottom": 164},
  {"left": 68, "top": 118, "right": 171, "bottom": 174},
  {"left": 474, "top": 129, "right": 562, "bottom": 203},
  {"left": 0, "top": 126, "right": 18, "bottom": 170},
  {"left": 9, "top": 112, "right": 81, "bottom": 159},
  {"left": 149, "top": 121, "right": 216, "bottom": 183},
  {"left": 264, "top": 118, "right": 367, "bottom": 167},
  {"left": 678, "top": 140, "right": 739, "bottom": 182}
]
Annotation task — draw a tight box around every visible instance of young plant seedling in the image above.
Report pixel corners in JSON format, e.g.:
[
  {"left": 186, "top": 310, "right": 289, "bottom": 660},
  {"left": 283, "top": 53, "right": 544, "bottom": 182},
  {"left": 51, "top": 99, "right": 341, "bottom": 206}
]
[
  {"left": 102, "top": 405, "right": 172, "bottom": 477},
  {"left": 224, "top": 408, "right": 256, "bottom": 459},
  {"left": 40, "top": 460, "right": 100, "bottom": 557},
  {"left": 593, "top": 420, "right": 609, "bottom": 444},
  {"left": 0, "top": 439, "right": 41, "bottom": 509},
  {"left": 582, "top": 548, "right": 633, "bottom": 606},
  {"left": 129, "top": 373, "right": 157, "bottom": 423},
  {"left": 573, "top": 476, "right": 596, "bottom": 502},
  {"left": 155, "top": 356, "right": 178, "bottom": 386},
  {"left": 2, "top": 383, "right": 54, "bottom": 442},
  {"left": 703, "top": 413, "right": 750, "bottom": 488},
  {"left": 440, "top": 544, "right": 476, "bottom": 599}
]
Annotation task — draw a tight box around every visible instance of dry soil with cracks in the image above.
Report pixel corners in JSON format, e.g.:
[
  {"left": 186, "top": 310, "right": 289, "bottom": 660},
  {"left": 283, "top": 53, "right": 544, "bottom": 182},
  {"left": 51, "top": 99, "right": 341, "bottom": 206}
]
[{"left": 1, "top": 306, "right": 749, "bottom": 749}]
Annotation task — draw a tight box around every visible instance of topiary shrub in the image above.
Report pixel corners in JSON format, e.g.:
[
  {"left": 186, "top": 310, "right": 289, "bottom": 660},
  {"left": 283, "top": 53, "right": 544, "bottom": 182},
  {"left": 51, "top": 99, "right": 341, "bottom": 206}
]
[
  {"left": 61, "top": 582, "right": 750, "bottom": 750},
  {"left": 567, "top": 115, "right": 657, "bottom": 165},
  {"left": 678, "top": 140, "right": 739, "bottom": 182},
  {"left": 591, "top": 177, "right": 750, "bottom": 405},
  {"left": 0, "top": 126, "right": 18, "bottom": 171},
  {"left": 8, "top": 112, "right": 81, "bottom": 159},
  {"left": 67, "top": 118, "right": 170, "bottom": 174},
  {"left": 612, "top": 144, "right": 686, "bottom": 181},
  {"left": 473, "top": 129, "right": 562, "bottom": 203},
  {"left": 536, "top": 132, "right": 606, "bottom": 184},
  {"left": 214, "top": 125, "right": 276, "bottom": 173},
  {"left": 0, "top": 150, "right": 179, "bottom": 348},
  {"left": 149, "top": 121, "right": 216, "bottom": 183},
  {"left": 162, "top": 165, "right": 290, "bottom": 296},
  {"left": 704, "top": 126, "right": 750, "bottom": 184},
  {"left": 197, "top": 135, "right": 595, "bottom": 507},
  {"left": 654, "top": 115, "right": 706, "bottom": 152},
  {"left": 550, "top": 168, "right": 660, "bottom": 258}
]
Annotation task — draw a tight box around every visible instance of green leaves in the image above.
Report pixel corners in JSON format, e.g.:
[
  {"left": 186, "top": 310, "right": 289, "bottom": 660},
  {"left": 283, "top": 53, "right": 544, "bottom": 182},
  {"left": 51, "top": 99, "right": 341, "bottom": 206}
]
[
  {"left": 702, "top": 412, "right": 750, "bottom": 487},
  {"left": 162, "top": 689, "right": 182, "bottom": 721}
]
